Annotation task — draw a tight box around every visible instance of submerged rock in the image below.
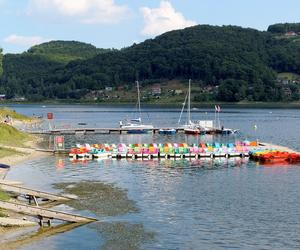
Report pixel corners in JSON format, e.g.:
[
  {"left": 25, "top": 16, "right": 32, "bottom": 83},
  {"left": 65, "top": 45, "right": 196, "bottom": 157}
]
[{"left": 54, "top": 181, "right": 138, "bottom": 217}]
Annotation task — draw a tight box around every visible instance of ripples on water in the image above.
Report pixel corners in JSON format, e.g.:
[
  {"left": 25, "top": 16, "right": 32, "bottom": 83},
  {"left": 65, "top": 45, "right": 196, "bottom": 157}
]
[{"left": 4, "top": 105, "right": 300, "bottom": 249}]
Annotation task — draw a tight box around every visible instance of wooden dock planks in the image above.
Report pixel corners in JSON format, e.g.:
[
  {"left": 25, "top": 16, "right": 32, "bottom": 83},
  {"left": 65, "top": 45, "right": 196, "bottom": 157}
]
[
  {"left": 0, "top": 182, "right": 72, "bottom": 202},
  {"left": 0, "top": 200, "right": 97, "bottom": 223},
  {"left": 28, "top": 127, "right": 185, "bottom": 135}
]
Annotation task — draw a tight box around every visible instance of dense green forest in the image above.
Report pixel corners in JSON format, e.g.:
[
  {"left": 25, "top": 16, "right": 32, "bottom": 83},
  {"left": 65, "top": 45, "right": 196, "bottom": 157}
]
[
  {"left": 27, "top": 41, "right": 110, "bottom": 63},
  {"left": 0, "top": 48, "right": 3, "bottom": 77},
  {"left": 268, "top": 23, "right": 300, "bottom": 33},
  {"left": 0, "top": 23, "right": 300, "bottom": 102}
]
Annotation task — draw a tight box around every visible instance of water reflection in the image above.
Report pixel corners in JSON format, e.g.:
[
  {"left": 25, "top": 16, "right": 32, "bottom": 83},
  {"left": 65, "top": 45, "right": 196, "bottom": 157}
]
[
  {"left": 4, "top": 105, "right": 300, "bottom": 249},
  {"left": 66, "top": 157, "right": 250, "bottom": 171}
]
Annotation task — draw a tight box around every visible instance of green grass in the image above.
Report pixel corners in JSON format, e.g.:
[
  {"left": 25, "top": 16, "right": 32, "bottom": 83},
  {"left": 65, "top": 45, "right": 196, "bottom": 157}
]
[
  {"left": 0, "top": 123, "right": 33, "bottom": 147},
  {"left": 0, "top": 147, "right": 22, "bottom": 158},
  {"left": 0, "top": 189, "right": 9, "bottom": 201},
  {"left": 0, "top": 211, "right": 7, "bottom": 217},
  {"left": 0, "top": 189, "right": 9, "bottom": 218},
  {"left": 0, "top": 108, "right": 31, "bottom": 121},
  {"left": 277, "top": 72, "right": 300, "bottom": 81}
]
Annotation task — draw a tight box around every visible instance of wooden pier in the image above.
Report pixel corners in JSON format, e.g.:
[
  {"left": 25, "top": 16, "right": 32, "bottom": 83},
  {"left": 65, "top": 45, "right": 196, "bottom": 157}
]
[
  {"left": 0, "top": 182, "right": 72, "bottom": 202},
  {"left": 28, "top": 127, "right": 223, "bottom": 135},
  {"left": 0, "top": 200, "right": 96, "bottom": 224},
  {"left": 259, "top": 142, "right": 299, "bottom": 153},
  {"left": 0, "top": 182, "right": 97, "bottom": 225}
]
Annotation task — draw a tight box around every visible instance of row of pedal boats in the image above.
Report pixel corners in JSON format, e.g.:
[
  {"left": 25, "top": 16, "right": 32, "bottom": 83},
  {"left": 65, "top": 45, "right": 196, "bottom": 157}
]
[
  {"left": 69, "top": 142, "right": 300, "bottom": 165},
  {"left": 69, "top": 141, "right": 258, "bottom": 159}
]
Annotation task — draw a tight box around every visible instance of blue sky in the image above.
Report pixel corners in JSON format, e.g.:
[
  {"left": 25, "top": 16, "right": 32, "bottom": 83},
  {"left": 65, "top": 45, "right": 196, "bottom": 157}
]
[{"left": 0, "top": 0, "right": 299, "bottom": 53}]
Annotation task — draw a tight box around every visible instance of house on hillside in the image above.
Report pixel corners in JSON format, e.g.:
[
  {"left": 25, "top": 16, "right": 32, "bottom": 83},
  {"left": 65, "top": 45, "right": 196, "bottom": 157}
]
[
  {"left": 13, "top": 96, "right": 26, "bottom": 102},
  {"left": 283, "top": 87, "right": 292, "bottom": 97},
  {"left": 285, "top": 31, "right": 298, "bottom": 37},
  {"left": 85, "top": 90, "right": 104, "bottom": 100},
  {"left": 174, "top": 89, "right": 183, "bottom": 95},
  {"left": 202, "top": 86, "right": 214, "bottom": 93},
  {"left": 151, "top": 84, "right": 161, "bottom": 95},
  {"left": 0, "top": 94, "right": 6, "bottom": 100},
  {"left": 105, "top": 86, "right": 113, "bottom": 92}
]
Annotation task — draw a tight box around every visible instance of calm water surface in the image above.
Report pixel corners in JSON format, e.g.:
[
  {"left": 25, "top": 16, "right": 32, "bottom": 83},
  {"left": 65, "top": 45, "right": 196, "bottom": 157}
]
[{"left": 4, "top": 104, "right": 300, "bottom": 249}]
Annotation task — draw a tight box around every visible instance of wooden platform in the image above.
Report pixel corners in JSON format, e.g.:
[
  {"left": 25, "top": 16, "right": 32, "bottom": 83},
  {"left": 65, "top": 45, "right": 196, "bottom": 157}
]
[
  {"left": 0, "top": 182, "right": 73, "bottom": 202},
  {"left": 259, "top": 142, "right": 299, "bottom": 153},
  {"left": 29, "top": 127, "right": 184, "bottom": 135},
  {"left": 0, "top": 200, "right": 97, "bottom": 223},
  {"left": 28, "top": 127, "right": 223, "bottom": 135}
]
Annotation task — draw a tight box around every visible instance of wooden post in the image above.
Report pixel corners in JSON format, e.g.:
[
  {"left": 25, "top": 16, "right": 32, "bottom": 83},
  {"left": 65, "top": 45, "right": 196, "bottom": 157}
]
[{"left": 33, "top": 196, "right": 39, "bottom": 207}]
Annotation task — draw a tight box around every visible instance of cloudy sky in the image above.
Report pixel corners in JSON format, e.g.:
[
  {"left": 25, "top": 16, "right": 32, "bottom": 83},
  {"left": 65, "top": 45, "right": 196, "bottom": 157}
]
[{"left": 0, "top": 0, "right": 299, "bottom": 53}]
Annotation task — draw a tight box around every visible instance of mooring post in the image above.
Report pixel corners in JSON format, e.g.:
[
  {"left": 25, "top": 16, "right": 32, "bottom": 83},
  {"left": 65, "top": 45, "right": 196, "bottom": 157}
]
[{"left": 39, "top": 216, "right": 51, "bottom": 227}]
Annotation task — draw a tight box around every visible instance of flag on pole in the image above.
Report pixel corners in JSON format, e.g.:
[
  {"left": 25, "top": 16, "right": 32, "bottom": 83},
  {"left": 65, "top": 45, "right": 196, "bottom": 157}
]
[{"left": 215, "top": 105, "right": 221, "bottom": 112}]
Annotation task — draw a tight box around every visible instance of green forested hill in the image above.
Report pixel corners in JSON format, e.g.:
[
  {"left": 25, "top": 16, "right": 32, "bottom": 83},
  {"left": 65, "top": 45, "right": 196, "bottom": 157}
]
[
  {"left": 27, "top": 40, "right": 108, "bottom": 63},
  {"left": 1, "top": 24, "right": 300, "bottom": 102},
  {"left": 268, "top": 23, "right": 300, "bottom": 33}
]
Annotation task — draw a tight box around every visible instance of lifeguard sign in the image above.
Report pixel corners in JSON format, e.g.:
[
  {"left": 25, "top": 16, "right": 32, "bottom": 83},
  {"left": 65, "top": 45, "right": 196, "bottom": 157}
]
[
  {"left": 54, "top": 136, "right": 65, "bottom": 151},
  {"left": 47, "top": 112, "right": 53, "bottom": 120}
]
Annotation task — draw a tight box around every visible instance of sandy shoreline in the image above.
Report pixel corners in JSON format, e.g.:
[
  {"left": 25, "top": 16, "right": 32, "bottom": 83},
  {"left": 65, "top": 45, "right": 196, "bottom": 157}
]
[
  {"left": 0, "top": 143, "right": 50, "bottom": 247},
  {"left": 0, "top": 145, "right": 49, "bottom": 168}
]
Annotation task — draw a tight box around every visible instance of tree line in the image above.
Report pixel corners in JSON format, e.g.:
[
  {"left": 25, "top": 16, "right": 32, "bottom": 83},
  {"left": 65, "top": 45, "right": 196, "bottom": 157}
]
[{"left": 0, "top": 24, "right": 299, "bottom": 102}]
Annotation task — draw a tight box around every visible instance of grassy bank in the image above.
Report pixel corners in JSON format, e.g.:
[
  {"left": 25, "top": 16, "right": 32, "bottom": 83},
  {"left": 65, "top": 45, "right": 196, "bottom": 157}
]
[
  {"left": 0, "top": 123, "right": 33, "bottom": 147},
  {"left": 0, "top": 147, "right": 22, "bottom": 158},
  {"left": 0, "top": 108, "right": 32, "bottom": 122},
  {"left": 0, "top": 108, "right": 41, "bottom": 167},
  {"left": 0, "top": 189, "right": 9, "bottom": 201}
]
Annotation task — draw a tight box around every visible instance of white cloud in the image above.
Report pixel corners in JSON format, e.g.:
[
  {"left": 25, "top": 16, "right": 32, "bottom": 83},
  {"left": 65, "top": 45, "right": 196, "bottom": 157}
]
[
  {"left": 140, "top": 1, "right": 197, "bottom": 36},
  {"left": 27, "top": 0, "right": 129, "bottom": 24},
  {"left": 3, "top": 34, "right": 50, "bottom": 47}
]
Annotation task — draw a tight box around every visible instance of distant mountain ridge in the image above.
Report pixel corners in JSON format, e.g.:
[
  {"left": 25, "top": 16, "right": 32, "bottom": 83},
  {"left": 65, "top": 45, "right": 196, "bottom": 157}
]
[{"left": 0, "top": 23, "right": 299, "bottom": 102}]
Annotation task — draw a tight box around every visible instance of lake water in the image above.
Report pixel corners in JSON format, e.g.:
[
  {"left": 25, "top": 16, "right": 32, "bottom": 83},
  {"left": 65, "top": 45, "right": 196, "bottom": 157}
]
[{"left": 4, "top": 104, "right": 300, "bottom": 249}]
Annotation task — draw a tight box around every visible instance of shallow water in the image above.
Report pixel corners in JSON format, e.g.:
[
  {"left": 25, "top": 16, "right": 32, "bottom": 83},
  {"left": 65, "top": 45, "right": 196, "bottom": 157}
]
[{"left": 4, "top": 105, "right": 300, "bottom": 249}]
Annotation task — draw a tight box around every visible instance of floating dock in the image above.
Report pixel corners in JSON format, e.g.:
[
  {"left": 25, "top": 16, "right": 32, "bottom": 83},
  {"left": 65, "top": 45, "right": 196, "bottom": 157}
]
[
  {"left": 28, "top": 127, "right": 224, "bottom": 135},
  {"left": 68, "top": 141, "right": 300, "bottom": 162},
  {"left": 70, "top": 152, "right": 250, "bottom": 160},
  {"left": 259, "top": 142, "right": 299, "bottom": 153}
]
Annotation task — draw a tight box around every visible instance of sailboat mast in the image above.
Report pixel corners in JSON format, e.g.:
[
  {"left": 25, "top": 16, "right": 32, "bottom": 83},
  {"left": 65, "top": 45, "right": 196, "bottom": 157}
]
[
  {"left": 188, "top": 79, "right": 191, "bottom": 124},
  {"left": 136, "top": 81, "right": 142, "bottom": 120},
  {"left": 178, "top": 93, "right": 188, "bottom": 125}
]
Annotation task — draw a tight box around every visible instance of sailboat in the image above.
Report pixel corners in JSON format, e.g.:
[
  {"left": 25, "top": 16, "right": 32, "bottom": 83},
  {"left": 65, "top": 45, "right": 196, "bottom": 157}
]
[
  {"left": 213, "top": 105, "right": 238, "bottom": 135},
  {"left": 119, "top": 81, "right": 153, "bottom": 134},
  {"left": 179, "top": 79, "right": 204, "bottom": 135}
]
